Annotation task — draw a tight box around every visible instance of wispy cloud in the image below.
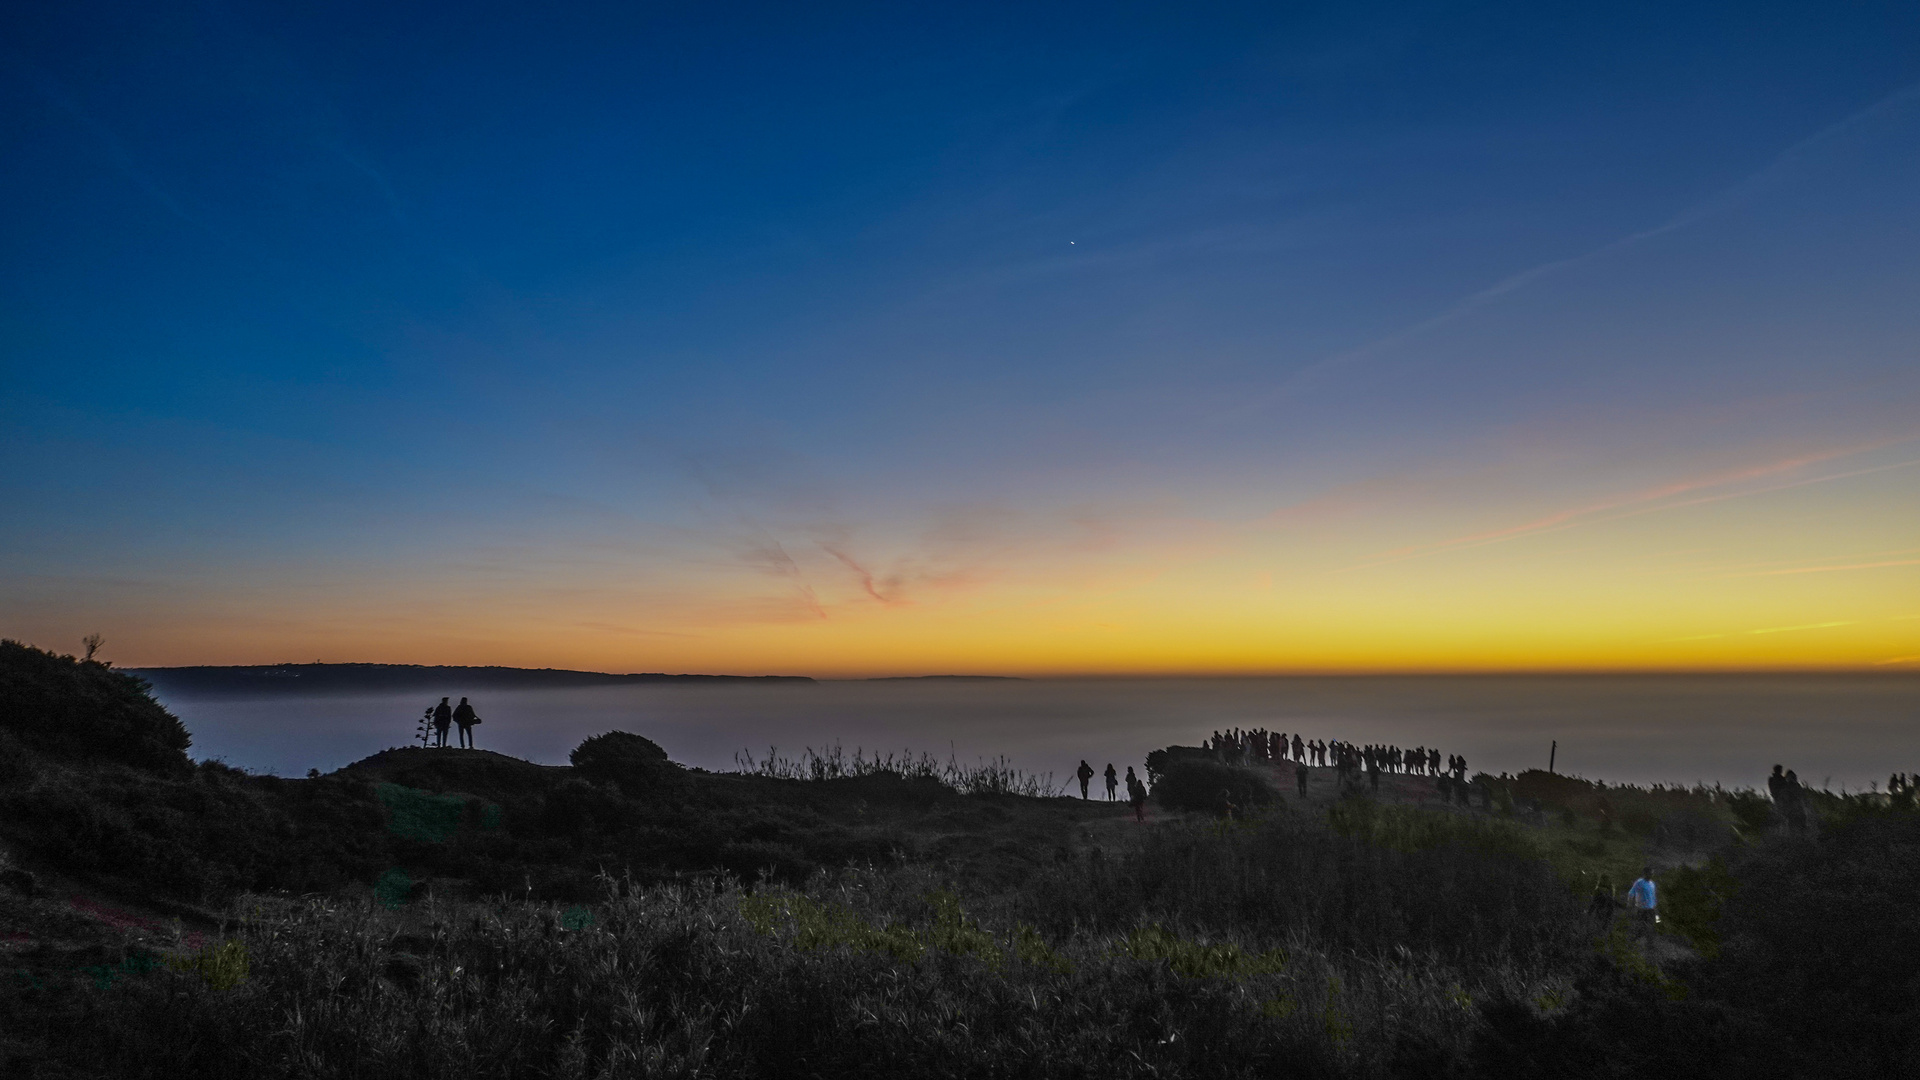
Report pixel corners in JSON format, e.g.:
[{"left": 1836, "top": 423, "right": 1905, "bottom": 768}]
[
  {"left": 1746, "top": 621, "right": 1853, "bottom": 635},
  {"left": 821, "top": 545, "right": 902, "bottom": 605},
  {"left": 1653, "top": 620, "right": 1855, "bottom": 644},
  {"left": 1733, "top": 557, "right": 1920, "bottom": 578},
  {"left": 1232, "top": 80, "right": 1920, "bottom": 415},
  {"left": 1337, "top": 443, "right": 1920, "bottom": 573}
]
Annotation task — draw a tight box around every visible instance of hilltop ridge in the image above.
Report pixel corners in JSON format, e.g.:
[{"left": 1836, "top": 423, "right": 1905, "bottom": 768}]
[{"left": 131, "top": 662, "right": 815, "bottom": 697}]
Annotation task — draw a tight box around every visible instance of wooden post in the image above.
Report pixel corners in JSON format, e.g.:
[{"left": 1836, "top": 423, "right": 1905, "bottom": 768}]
[{"left": 1549, "top": 740, "right": 1557, "bottom": 775}]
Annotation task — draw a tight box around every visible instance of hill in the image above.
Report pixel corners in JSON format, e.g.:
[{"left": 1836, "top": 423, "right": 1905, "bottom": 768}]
[
  {"left": 130, "top": 662, "right": 815, "bottom": 697},
  {"left": 4, "top": 640, "right": 1919, "bottom": 1078}
]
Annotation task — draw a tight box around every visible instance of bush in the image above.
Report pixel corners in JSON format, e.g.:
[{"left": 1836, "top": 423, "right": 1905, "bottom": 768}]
[
  {"left": 1150, "top": 758, "right": 1278, "bottom": 816},
  {"left": 1659, "top": 858, "right": 1735, "bottom": 957},
  {"left": 0, "top": 640, "right": 191, "bottom": 773},
  {"left": 1695, "top": 813, "right": 1920, "bottom": 1072},
  {"left": 569, "top": 730, "right": 683, "bottom": 794}
]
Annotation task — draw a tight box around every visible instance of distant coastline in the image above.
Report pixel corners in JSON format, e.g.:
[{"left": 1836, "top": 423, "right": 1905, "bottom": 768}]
[
  {"left": 861, "top": 675, "right": 1025, "bottom": 682},
  {"left": 130, "top": 663, "right": 815, "bottom": 697}
]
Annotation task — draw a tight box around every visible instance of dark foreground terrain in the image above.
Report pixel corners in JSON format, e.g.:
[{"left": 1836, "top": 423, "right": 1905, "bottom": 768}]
[{"left": 3, "top": 641, "right": 1918, "bottom": 1078}]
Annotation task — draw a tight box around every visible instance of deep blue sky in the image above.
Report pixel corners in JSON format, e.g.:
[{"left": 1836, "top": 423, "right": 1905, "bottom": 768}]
[{"left": 4, "top": 2, "right": 1918, "bottom": 672}]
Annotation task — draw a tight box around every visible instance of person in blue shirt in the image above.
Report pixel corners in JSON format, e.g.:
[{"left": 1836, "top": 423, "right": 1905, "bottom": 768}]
[{"left": 1626, "top": 867, "right": 1658, "bottom": 938}]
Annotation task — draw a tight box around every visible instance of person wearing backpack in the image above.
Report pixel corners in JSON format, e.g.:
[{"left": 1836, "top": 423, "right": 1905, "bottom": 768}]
[{"left": 452, "top": 697, "right": 481, "bottom": 749}]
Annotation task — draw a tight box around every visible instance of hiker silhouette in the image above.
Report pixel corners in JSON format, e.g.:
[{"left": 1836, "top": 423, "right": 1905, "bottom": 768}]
[
  {"left": 452, "top": 697, "right": 480, "bottom": 749},
  {"left": 1076, "top": 760, "right": 1094, "bottom": 799},
  {"left": 431, "top": 698, "right": 452, "bottom": 748},
  {"left": 1125, "top": 767, "right": 1147, "bottom": 822},
  {"left": 1781, "top": 769, "right": 1807, "bottom": 829},
  {"left": 1104, "top": 763, "right": 1118, "bottom": 801}
]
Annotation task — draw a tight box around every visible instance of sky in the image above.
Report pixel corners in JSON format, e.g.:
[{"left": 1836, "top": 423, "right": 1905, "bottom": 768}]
[{"left": 3, "top": 1, "right": 1918, "bottom": 675}]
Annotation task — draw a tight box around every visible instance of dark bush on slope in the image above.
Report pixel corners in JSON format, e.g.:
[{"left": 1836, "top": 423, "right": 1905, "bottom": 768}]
[
  {"left": 1018, "top": 804, "right": 1586, "bottom": 966},
  {"left": 1151, "top": 757, "right": 1278, "bottom": 816},
  {"left": 1689, "top": 809, "right": 1920, "bottom": 1074},
  {"left": 569, "top": 730, "right": 683, "bottom": 791},
  {"left": 0, "top": 640, "right": 191, "bottom": 774}
]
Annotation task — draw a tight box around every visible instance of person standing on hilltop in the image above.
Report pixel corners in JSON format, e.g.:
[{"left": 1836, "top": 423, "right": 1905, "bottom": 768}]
[
  {"left": 1125, "top": 767, "right": 1148, "bottom": 822},
  {"left": 431, "top": 697, "right": 453, "bottom": 748},
  {"left": 1767, "top": 765, "right": 1788, "bottom": 825},
  {"left": 1626, "top": 866, "right": 1658, "bottom": 941},
  {"left": 1103, "top": 762, "right": 1118, "bottom": 801},
  {"left": 1076, "top": 760, "right": 1095, "bottom": 799},
  {"left": 451, "top": 697, "right": 479, "bottom": 749},
  {"left": 1782, "top": 769, "right": 1808, "bottom": 829}
]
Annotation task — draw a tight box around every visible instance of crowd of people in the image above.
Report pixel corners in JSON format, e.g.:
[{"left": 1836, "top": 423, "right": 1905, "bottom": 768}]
[
  {"left": 1204, "top": 727, "right": 1470, "bottom": 796},
  {"left": 1205, "top": 727, "right": 1461, "bottom": 777}
]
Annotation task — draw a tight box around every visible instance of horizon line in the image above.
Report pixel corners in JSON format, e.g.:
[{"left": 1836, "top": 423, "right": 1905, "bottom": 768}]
[{"left": 116, "top": 659, "right": 1920, "bottom": 679}]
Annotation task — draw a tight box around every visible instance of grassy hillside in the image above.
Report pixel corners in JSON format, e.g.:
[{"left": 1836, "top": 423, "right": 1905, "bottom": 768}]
[{"left": 2, "top": 640, "right": 1916, "bottom": 1078}]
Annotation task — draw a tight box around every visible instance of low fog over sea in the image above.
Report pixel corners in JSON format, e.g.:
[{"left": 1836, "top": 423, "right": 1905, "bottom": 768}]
[{"left": 139, "top": 673, "right": 1919, "bottom": 794}]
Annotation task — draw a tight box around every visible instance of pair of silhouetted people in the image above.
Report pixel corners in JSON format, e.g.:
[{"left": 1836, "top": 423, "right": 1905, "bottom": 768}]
[
  {"left": 1768, "top": 764, "right": 1807, "bottom": 829},
  {"left": 1125, "top": 767, "right": 1148, "bottom": 822},
  {"left": 429, "top": 696, "right": 480, "bottom": 749}
]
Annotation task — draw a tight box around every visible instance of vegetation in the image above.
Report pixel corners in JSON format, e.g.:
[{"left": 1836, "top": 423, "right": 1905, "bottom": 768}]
[
  {"left": 1144, "top": 753, "right": 1278, "bottom": 815},
  {"left": 0, "top": 640, "right": 191, "bottom": 774},
  {"left": 733, "top": 742, "right": 1061, "bottom": 797},
  {"left": 2, "top": 640, "right": 1917, "bottom": 1077}
]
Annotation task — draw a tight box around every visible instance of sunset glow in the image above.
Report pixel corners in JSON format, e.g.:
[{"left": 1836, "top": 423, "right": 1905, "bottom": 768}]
[{"left": 4, "top": 4, "right": 1917, "bottom": 674}]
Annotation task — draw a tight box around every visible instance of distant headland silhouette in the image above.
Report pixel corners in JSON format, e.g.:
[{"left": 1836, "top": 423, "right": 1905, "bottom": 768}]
[{"left": 131, "top": 662, "right": 815, "bottom": 697}]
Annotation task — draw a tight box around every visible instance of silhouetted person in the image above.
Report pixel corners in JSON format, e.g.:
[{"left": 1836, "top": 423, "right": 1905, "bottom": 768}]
[
  {"left": 1126, "top": 767, "right": 1147, "bottom": 822},
  {"left": 1782, "top": 769, "right": 1807, "bottom": 829},
  {"left": 431, "top": 697, "right": 452, "bottom": 748},
  {"left": 1076, "top": 760, "right": 1095, "bottom": 800},
  {"left": 452, "top": 697, "right": 479, "bottom": 749},
  {"left": 1104, "top": 763, "right": 1118, "bottom": 801},
  {"left": 1766, "top": 764, "right": 1786, "bottom": 819},
  {"left": 1626, "top": 866, "right": 1658, "bottom": 940},
  {"left": 1588, "top": 877, "right": 1617, "bottom": 926}
]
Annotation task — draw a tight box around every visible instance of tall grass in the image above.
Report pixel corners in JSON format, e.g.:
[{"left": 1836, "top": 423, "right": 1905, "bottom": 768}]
[
  {"left": 24, "top": 869, "right": 1549, "bottom": 1079},
  {"left": 733, "top": 742, "right": 1062, "bottom": 797}
]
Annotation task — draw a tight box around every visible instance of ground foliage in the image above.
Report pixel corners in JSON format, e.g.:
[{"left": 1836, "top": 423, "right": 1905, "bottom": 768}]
[
  {"left": 0, "top": 640, "right": 191, "bottom": 774},
  {"left": 3, "top": 642, "right": 1918, "bottom": 1077}
]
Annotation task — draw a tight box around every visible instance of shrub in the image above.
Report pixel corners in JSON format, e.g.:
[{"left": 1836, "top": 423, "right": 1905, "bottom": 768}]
[
  {"left": 1696, "top": 813, "right": 1920, "bottom": 1073},
  {"left": 1659, "top": 858, "right": 1735, "bottom": 957},
  {"left": 569, "top": 730, "right": 683, "bottom": 794},
  {"left": 1150, "top": 758, "right": 1278, "bottom": 815},
  {"left": 0, "top": 640, "right": 190, "bottom": 773}
]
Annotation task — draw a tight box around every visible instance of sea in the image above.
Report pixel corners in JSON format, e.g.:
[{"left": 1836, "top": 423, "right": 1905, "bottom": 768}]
[{"left": 139, "top": 673, "right": 1920, "bottom": 795}]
